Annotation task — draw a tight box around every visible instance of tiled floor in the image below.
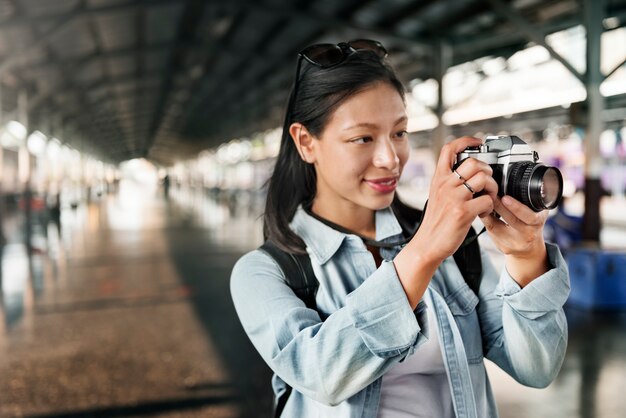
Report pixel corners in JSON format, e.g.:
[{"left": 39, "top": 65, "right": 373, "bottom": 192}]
[{"left": 0, "top": 181, "right": 625, "bottom": 418}]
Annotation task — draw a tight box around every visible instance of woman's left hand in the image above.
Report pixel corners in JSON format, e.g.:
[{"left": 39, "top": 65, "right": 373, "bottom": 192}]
[{"left": 480, "top": 195, "right": 550, "bottom": 287}]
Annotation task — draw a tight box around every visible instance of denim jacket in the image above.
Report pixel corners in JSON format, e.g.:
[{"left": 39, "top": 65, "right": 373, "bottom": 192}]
[{"left": 230, "top": 205, "right": 570, "bottom": 418}]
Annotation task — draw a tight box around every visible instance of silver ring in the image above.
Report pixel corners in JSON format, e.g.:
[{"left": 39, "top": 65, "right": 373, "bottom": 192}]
[
  {"left": 462, "top": 181, "right": 475, "bottom": 195},
  {"left": 453, "top": 169, "right": 465, "bottom": 182}
]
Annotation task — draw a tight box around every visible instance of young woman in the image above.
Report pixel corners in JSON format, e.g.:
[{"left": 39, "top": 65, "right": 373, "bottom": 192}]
[{"left": 230, "top": 40, "right": 570, "bottom": 418}]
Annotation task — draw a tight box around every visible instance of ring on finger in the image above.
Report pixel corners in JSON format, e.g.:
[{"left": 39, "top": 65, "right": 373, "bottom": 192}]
[
  {"left": 452, "top": 169, "right": 466, "bottom": 182},
  {"left": 462, "top": 181, "right": 475, "bottom": 195}
]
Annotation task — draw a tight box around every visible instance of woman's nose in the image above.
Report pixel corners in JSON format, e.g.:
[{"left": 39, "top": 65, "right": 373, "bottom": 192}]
[{"left": 373, "top": 138, "right": 400, "bottom": 170}]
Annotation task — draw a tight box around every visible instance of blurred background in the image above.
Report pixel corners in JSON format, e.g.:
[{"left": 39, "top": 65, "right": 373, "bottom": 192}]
[{"left": 0, "top": 0, "right": 625, "bottom": 417}]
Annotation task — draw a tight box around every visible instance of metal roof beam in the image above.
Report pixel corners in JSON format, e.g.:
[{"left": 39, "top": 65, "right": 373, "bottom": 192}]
[
  {"left": 30, "top": 71, "right": 162, "bottom": 114},
  {"left": 2, "top": 1, "right": 118, "bottom": 149},
  {"left": 0, "top": 12, "right": 75, "bottom": 77},
  {"left": 605, "top": 55, "right": 626, "bottom": 80},
  {"left": 85, "top": 5, "right": 131, "bottom": 154},
  {"left": 134, "top": 3, "right": 147, "bottom": 153},
  {"left": 22, "top": 41, "right": 175, "bottom": 72},
  {"left": 486, "top": 0, "right": 584, "bottom": 83},
  {"left": 247, "top": 2, "right": 430, "bottom": 51},
  {"left": 0, "top": 0, "right": 177, "bottom": 29},
  {"left": 375, "top": 0, "right": 438, "bottom": 29},
  {"left": 146, "top": 0, "right": 209, "bottom": 156},
  {"left": 451, "top": 16, "right": 575, "bottom": 55},
  {"left": 0, "top": 0, "right": 431, "bottom": 51}
]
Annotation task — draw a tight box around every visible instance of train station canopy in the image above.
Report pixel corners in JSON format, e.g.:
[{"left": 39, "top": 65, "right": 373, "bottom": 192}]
[{"left": 0, "top": 0, "right": 625, "bottom": 164}]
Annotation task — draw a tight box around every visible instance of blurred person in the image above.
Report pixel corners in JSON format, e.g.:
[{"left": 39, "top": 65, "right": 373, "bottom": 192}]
[
  {"left": 162, "top": 174, "right": 170, "bottom": 199},
  {"left": 230, "top": 40, "right": 570, "bottom": 418}
]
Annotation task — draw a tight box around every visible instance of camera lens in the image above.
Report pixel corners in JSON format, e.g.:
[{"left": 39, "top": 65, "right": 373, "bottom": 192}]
[
  {"left": 534, "top": 167, "right": 562, "bottom": 209},
  {"left": 507, "top": 162, "right": 563, "bottom": 211}
]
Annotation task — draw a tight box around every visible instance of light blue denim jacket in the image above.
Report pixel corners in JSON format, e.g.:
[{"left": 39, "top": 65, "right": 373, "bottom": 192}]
[{"left": 230, "top": 205, "right": 570, "bottom": 418}]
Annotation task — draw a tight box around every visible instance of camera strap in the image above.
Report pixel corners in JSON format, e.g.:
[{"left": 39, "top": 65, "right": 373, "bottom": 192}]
[
  {"left": 304, "top": 201, "right": 485, "bottom": 250},
  {"left": 303, "top": 206, "right": 412, "bottom": 248}
]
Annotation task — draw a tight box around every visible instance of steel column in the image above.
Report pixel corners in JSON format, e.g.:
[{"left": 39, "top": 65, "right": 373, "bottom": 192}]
[
  {"left": 433, "top": 40, "right": 452, "bottom": 158},
  {"left": 582, "top": 0, "right": 605, "bottom": 243},
  {"left": 0, "top": 83, "right": 4, "bottom": 246}
]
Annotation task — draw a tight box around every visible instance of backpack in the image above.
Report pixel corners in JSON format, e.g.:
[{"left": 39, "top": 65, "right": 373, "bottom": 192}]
[{"left": 258, "top": 204, "right": 483, "bottom": 417}]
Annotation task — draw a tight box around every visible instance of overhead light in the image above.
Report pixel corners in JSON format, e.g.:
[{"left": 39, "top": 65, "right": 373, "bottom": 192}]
[
  {"left": 1, "top": 120, "right": 27, "bottom": 148},
  {"left": 27, "top": 131, "right": 48, "bottom": 156},
  {"left": 603, "top": 16, "right": 620, "bottom": 30}
]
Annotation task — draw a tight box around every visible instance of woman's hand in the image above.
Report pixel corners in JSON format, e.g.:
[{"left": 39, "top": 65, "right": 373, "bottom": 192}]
[
  {"left": 480, "top": 195, "right": 550, "bottom": 287},
  {"left": 411, "top": 137, "right": 498, "bottom": 264},
  {"left": 394, "top": 136, "right": 497, "bottom": 308}
]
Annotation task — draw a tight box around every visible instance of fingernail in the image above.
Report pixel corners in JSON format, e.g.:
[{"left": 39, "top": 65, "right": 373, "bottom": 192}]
[{"left": 502, "top": 196, "right": 512, "bottom": 206}]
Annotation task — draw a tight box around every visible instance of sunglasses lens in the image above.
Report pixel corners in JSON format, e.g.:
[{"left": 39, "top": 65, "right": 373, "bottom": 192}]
[
  {"left": 348, "top": 39, "right": 387, "bottom": 58},
  {"left": 301, "top": 44, "right": 344, "bottom": 67}
]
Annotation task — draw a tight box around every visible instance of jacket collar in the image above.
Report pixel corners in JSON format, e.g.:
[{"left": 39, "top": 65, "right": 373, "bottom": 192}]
[{"left": 289, "top": 204, "right": 404, "bottom": 265}]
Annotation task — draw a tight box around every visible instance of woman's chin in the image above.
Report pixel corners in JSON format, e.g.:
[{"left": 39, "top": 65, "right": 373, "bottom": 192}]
[{"left": 363, "top": 192, "right": 395, "bottom": 211}]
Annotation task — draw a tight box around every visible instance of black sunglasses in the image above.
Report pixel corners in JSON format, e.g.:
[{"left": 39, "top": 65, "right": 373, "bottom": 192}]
[
  {"left": 298, "top": 39, "right": 388, "bottom": 68},
  {"left": 284, "top": 39, "right": 388, "bottom": 134}
]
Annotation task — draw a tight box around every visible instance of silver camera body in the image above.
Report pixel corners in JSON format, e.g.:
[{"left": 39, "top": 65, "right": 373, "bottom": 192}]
[{"left": 456, "top": 135, "right": 563, "bottom": 212}]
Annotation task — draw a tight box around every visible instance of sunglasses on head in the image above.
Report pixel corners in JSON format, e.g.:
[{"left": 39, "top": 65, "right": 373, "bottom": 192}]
[
  {"left": 298, "top": 39, "right": 388, "bottom": 68},
  {"left": 283, "top": 39, "right": 389, "bottom": 135}
]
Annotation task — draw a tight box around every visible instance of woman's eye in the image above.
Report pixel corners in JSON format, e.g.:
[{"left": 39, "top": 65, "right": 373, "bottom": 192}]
[
  {"left": 352, "top": 137, "right": 373, "bottom": 144},
  {"left": 394, "top": 130, "right": 408, "bottom": 139}
]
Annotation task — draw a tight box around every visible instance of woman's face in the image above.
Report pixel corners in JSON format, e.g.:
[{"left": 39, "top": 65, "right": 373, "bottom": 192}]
[{"left": 307, "top": 82, "right": 409, "bottom": 213}]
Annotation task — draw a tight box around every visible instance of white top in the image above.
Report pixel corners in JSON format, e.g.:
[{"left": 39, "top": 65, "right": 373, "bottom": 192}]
[{"left": 377, "top": 289, "right": 455, "bottom": 418}]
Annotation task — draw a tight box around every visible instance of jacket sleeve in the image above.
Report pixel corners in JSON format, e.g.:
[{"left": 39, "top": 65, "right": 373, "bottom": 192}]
[
  {"left": 476, "top": 242, "right": 570, "bottom": 388},
  {"left": 230, "top": 249, "right": 430, "bottom": 406}
]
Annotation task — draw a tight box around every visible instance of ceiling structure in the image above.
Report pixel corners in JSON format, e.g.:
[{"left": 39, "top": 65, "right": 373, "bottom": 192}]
[{"left": 0, "top": 0, "right": 625, "bottom": 165}]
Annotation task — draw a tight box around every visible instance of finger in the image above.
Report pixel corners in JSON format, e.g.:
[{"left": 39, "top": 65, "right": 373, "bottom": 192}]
[
  {"left": 465, "top": 194, "right": 494, "bottom": 219},
  {"left": 480, "top": 209, "right": 506, "bottom": 232},
  {"left": 491, "top": 197, "right": 523, "bottom": 229},
  {"left": 436, "top": 137, "right": 482, "bottom": 176},
  {"left": 482, "top": 176, "right": 499, "bottom": 200},
  {"left": 499, "top": 196, "right": 546, "bottom": 226},
  {"left": 454, "top": 156, "right": 493, "bottom": 182},
  {"left": 464, "top": 172, "right": 495, "bottom": 196}
]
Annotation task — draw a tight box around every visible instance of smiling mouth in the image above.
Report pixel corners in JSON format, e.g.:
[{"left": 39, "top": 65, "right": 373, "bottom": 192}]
[{"left": 364, "top": 177, "right": 398, "bottom": 193}]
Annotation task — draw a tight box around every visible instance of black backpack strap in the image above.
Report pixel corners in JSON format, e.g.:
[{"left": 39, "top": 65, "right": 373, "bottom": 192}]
[
  {"left": 258, "top": 240, "right": 319, "bottom": 417},
  {"left": 273, "top": 385, "right": 292, "bottom": 418},
  {"left": 452, "top": 227, "right": 483, "bottom": 295},
  {"left": 259, "top": 240, "right": 319, "bottom": 311}
]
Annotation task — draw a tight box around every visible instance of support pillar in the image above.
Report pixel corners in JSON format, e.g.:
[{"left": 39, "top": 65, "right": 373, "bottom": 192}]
[
  {"left": 582, "top": 0, "right": 605, "bottom": 243},
  {"left": 17, "top": 91, "right": 32, "bottom": 250},
  {"left": 0, "top": 83, "right": 4, "bottom": 247},
  {"left": 433, "top": 40, "right": 452, "bottom": 158}
]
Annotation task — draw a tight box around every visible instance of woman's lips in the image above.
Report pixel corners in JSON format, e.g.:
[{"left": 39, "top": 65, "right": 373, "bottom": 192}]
[{"left": 364, "top": 177, "right": 398, "bottom": 193}]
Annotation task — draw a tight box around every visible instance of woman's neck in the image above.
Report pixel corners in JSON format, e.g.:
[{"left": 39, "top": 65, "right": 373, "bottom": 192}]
[{"left": 310, "top": 199, "right": 376, "bottom": 239}]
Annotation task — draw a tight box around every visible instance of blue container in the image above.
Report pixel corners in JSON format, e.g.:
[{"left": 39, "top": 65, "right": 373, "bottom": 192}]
[
  {"left": 567, "top": 249, "right": 597, "bottom": 308},
  {"left": 566, "top": 248, "right": 626, "bottom": 309},
  {"left": 596, "top": 251, "right": 626, "bottom": 307}
]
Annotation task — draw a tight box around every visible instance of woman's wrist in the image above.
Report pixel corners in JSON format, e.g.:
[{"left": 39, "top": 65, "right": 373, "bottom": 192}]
[
  {"left": 393, "top": 238, "right": 442, "bottom": 309},
  {"left": 504, "top": 242, "right": 549, "bottom": 288}
]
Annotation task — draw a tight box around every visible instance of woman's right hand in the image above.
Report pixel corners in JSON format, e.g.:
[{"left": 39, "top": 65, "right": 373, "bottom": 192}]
[
  {"left": 412, "top": 136, "right": 498, "bottom": 264},
  {"left": 394, "top": 137, "right": 497, "bottom": 309}
]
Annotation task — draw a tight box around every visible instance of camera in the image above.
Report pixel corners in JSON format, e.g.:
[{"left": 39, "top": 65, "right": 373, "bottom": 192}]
[{"left": 456, "top": 135, "right": 563, "bottom": 212}]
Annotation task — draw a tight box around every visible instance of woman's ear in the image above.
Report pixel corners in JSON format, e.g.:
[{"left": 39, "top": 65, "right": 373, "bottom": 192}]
[{"left": 289, "top": 122, "right": 316, "bottom": 163}]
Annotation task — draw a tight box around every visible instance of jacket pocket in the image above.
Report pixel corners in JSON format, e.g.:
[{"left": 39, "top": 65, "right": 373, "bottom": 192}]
[
  {"left": 445, "top": 284, "right": 478, "bottom": 316},
  {"left": 445, "top": 285, "right": 484, "bottom": 364}
]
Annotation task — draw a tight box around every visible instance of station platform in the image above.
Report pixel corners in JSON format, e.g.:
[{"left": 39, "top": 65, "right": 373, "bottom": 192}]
[{"left": 1, "top": 181, "right": 625, "bottom": 418}]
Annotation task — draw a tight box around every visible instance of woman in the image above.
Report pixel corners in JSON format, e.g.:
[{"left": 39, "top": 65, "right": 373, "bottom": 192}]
[{"left": 230, "top": 39, "right": 569, "bottom": 418}]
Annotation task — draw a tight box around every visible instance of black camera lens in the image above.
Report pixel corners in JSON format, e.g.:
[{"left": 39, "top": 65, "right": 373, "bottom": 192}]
[{"left": 507, "top": 162, "right": 563, "bottom": 211}]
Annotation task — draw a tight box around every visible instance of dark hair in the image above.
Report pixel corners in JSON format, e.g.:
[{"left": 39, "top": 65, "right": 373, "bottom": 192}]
[{"left": 263, "top": 50, "right": 406, "bottom": 254}]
